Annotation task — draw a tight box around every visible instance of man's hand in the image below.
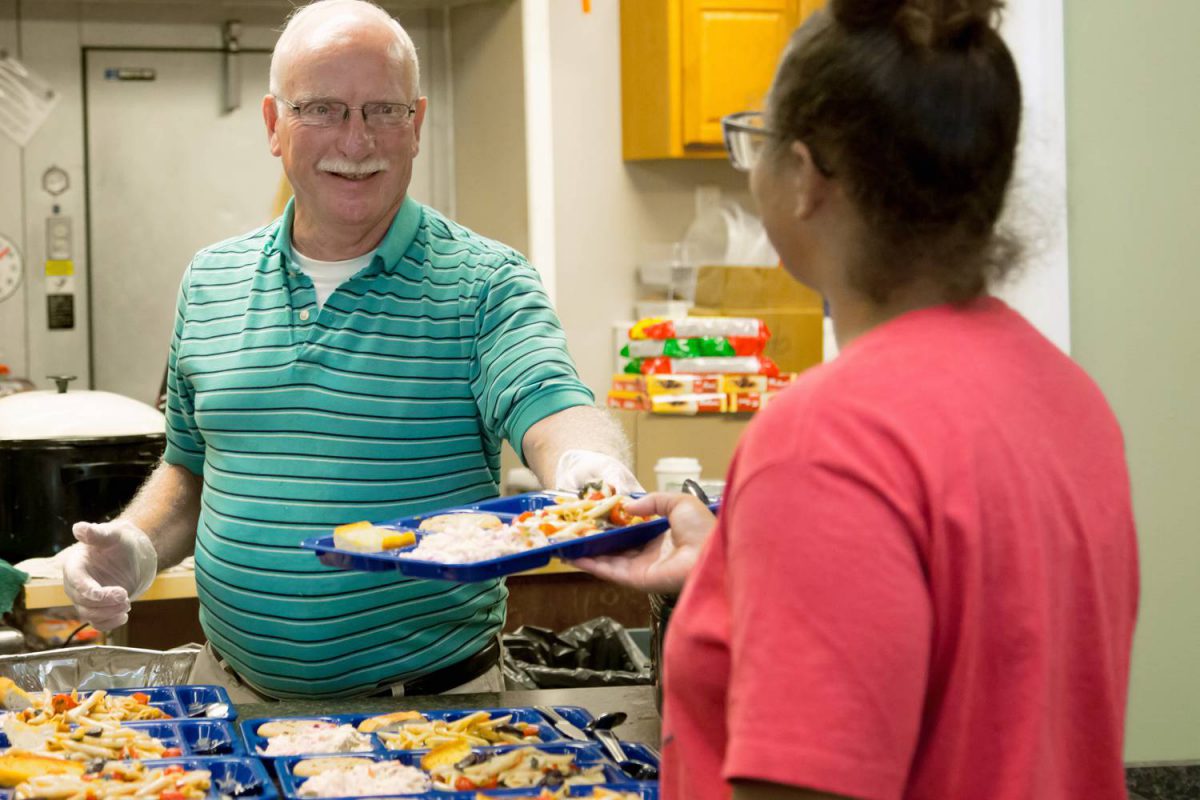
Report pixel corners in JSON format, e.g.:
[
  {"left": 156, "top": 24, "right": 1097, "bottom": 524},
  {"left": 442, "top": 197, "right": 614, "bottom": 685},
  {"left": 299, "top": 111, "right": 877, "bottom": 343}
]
[
  {"left": 572, "top": 493, "right": 715, "bottom": 594},
  {"left": 61, "top": 520, "right": 158, "bottom": 631},
  {"left": 555, "top": 449, "right": 643, "bottom": 494}
]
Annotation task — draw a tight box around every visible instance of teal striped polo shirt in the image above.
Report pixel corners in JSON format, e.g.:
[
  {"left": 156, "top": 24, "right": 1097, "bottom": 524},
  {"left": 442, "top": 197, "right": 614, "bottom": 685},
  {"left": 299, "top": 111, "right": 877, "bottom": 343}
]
[{"left": 163, "top": 196, "right": 593, "bottom": 697}]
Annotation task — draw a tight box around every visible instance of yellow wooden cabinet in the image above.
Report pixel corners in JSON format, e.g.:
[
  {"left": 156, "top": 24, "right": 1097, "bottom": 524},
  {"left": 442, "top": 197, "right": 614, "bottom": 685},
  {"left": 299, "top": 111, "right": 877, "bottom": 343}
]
[{"left": 621, "top": 0, "right": 824, "bottom": 160}]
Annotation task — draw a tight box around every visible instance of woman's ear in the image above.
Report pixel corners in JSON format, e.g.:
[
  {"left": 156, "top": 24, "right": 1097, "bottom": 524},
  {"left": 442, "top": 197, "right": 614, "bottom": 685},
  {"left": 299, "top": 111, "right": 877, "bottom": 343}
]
[{"left": 790, "top": 140, "right": 829, "bottom": 219}]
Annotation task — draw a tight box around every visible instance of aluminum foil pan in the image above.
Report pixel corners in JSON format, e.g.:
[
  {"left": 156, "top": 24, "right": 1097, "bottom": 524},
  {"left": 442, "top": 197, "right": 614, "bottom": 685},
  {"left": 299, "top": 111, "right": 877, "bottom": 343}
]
[{"left": 0, "top": 644, "right": 201, "bottom": 692}]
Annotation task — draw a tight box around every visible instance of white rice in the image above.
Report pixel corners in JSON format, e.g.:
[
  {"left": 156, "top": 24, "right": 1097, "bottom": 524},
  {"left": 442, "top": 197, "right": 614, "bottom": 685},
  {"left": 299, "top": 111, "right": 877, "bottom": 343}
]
[
  {"left": 260, "top": 724, "right": 374, "bottom": 756},
  {"left": 297, "top": 761, "right": 431, "bottom": 797},
  {"left": 400, "top": 525, "right": 549, "bottom": 564}
]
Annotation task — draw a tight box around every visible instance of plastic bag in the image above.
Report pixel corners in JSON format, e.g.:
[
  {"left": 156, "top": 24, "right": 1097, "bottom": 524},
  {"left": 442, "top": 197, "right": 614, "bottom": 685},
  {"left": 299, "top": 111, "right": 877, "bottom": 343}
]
[
  {"left": 501, "top": 617, "right": 652, "bottom": 690},
  {"left": 630, "top": 317, "right": 770, "bottom": 341}
]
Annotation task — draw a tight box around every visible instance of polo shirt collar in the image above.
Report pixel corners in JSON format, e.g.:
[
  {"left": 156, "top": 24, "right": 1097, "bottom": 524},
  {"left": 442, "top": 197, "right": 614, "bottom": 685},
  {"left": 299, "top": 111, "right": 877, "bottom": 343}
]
[{"left": 263, "top": 195, "right": 423, "bottom": 274}]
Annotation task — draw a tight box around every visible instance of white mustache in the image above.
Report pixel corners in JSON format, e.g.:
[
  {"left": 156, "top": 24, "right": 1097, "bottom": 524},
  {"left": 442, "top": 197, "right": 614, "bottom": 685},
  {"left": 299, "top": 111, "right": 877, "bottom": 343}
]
[{"left": 318, "top": 158, "right": 390, "bottom": 176}]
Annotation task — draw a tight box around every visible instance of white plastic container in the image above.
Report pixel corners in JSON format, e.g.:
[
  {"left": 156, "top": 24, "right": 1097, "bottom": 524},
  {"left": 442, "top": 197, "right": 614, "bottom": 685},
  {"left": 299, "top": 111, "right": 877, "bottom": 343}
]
[{"left": 655, "top": 457, "right": 702, "bottom": 493}]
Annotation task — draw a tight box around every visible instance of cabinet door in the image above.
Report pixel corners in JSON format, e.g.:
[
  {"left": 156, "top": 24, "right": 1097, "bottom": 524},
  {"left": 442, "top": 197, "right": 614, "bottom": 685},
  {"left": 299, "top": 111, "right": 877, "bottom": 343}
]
[{"left": 681, "top": 0, "right": 799, "bottom": 149}]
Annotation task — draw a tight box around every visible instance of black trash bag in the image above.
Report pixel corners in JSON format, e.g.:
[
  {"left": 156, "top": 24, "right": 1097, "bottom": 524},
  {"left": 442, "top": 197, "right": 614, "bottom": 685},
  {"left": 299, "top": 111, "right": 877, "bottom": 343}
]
[{"left": 502, "top": 616, "right": 653, "bottom": 689}]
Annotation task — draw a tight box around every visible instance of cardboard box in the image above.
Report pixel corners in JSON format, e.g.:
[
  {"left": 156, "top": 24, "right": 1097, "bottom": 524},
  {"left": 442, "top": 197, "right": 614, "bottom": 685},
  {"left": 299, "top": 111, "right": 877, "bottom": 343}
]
[
  {"left": 611, "top": 409, "right": 754, "bottom": 488},
  {"left": 694, "top": 266, "right": 822, "bottom": 311},
  {"left": 692, "top": 306, "right": 823, "bottom": 374},
  {"left": 646, "top": 374, "right": 720, "bottom": 395}
]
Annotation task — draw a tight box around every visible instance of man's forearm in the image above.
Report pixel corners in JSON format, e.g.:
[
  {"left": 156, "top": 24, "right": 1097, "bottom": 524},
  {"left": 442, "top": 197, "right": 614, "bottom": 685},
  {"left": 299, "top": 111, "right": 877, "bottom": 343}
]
[
  {"left": 521, "top": 405, "right": 633, "bottom": 488},
  {"left": 121, "top": 461, "right": 202, "bottom": 569}
]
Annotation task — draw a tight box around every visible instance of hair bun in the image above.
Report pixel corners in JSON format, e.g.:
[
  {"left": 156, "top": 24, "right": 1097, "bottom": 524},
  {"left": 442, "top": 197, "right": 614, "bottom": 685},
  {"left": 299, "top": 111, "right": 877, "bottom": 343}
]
[{"left": 831, "top": 0, "right": 1004, "bottom": 50}]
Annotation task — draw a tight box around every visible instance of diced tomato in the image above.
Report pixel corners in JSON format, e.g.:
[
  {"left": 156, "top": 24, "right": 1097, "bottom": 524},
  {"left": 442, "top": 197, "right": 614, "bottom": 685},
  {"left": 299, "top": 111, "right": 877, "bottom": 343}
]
[
  {"left": 454, "top": 777, "right": 477, "bottom": 790},
  {"left": 163, "top": 764, "right": 185, "bottom": 774},
  {"left": 161, "top": 747, "right": 183, "bottom": 758},
  {"left": 160, "top": 791, "right": 186, "bottom": 800},
  {"left": 520, "top": 724, "right": 540, "bottom": 737},
  {"left": 50, "top": 693, "right": 79, "bottom": 713},
  {"left": 608, "top": 505, "right": 633, "bottom": 527},
  {"left": 481, "top": 777, "right": 499, "bottom": 788},
  {"left": 131, "top": 692, "right": 151, "bottom": 705},
  {"left": 517, "top": 511, "right": 534, "bottom": 522},
  {"left": 587, "top": 491, "right": 604, "bottom": 501},
  {"left": 538, "top": 523, "right": 558, "bottom": 535}
]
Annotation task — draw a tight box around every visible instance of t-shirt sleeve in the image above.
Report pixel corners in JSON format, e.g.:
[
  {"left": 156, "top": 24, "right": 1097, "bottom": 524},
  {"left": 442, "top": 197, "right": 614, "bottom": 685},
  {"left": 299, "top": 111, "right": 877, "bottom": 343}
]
[
  {"left": 720, "top": 411, "right": 933, "bottom": 800},
  {"left": 162, "top": 264, "right": 206, "bottom": 476},
  {"left": 470, "top": 259, "right": 594, "bottom": 462}
]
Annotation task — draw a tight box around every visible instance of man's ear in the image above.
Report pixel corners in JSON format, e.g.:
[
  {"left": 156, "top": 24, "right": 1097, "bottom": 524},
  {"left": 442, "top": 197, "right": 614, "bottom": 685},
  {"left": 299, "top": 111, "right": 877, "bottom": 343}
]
[
  {"left": 790, "top": 140, "right": 829, "bottom": 220},
  {"left": 410, "top": 96, "right": 428, "bottom": 158},
  {"left": 263, "top": 94, "right": 283, "bottom": 157}
]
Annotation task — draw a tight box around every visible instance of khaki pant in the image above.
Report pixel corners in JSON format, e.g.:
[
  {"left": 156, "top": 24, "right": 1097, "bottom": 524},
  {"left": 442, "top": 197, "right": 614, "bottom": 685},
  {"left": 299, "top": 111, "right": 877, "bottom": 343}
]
[{"left": 186, "top": 642, "right": 505, "bottom": 703}]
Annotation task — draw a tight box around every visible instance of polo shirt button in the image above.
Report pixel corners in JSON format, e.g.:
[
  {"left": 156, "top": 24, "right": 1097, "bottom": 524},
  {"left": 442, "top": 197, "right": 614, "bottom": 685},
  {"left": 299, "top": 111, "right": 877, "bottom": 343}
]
[{"left": 299, "top": 309, "right": 310, "bottom": 321}]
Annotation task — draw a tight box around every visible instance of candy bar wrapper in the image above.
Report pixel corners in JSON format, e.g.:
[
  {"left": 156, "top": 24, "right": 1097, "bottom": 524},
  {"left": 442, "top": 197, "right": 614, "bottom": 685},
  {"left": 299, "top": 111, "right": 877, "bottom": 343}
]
[
  {"left": 630, "top": 316, "right": 771, "bottom": 341},
  {"left": 640, "top": 355, "right": 780, "bottom": 377},
  {"left": 645, "top": 374, "right": 721, "bottom": 395},
  {"left": 719, "top": 372, "right": 798, "bottom": 394},
  {"left": 650, "top": 393, "right": 729, "bottom": 415},
  {"left": 607, "top": 390, "right": 650, "bottom": 411},
  {"left": 728, "top": 392, "right": 779, "bottom": 413},
  {"left": 611, "top": 373, "right": 647, "bottom": 393}
]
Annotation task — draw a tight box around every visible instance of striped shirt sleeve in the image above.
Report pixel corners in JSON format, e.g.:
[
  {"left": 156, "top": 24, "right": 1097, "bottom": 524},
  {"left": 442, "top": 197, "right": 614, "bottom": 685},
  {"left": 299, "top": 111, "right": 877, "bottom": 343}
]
[
  {"left": 470, "top": 258, "right": 594, "bottom": 462},
  {"left": 163, "top": 263, "right": 206, "bottom": 475}
]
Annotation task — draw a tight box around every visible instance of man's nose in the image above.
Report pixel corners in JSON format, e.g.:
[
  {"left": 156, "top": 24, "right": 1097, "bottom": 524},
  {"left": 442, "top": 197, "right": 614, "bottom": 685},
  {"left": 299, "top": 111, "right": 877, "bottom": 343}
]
[{"left": 337, "top": 110, "right": 374, "bottom": 158}]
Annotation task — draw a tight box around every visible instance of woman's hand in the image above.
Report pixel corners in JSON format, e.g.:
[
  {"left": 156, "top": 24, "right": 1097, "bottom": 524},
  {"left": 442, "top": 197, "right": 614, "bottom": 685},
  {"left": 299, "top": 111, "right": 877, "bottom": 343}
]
[{"left": 572, "top": 493, "right": 716, "bottom": 594}]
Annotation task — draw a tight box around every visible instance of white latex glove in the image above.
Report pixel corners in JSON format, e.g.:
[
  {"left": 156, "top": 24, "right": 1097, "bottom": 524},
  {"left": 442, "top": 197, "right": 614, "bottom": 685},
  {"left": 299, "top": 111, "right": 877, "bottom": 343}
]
[
  {"left": 554, "top": 449, "right": 644, "bottom": 494},
  {"left": 61, "top": 520, "right": 158, "bottom": 632}
]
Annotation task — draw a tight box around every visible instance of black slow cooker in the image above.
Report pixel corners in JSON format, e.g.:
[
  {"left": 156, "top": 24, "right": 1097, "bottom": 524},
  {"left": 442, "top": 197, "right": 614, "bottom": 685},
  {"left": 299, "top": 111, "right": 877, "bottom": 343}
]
[{"left": 0, "top": 377, "right": 165, "bottom": 563}]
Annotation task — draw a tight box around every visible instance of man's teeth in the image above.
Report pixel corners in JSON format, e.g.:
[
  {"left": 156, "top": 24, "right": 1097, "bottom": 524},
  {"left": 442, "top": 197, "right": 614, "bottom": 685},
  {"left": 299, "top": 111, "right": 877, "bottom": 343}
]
[{"left": 328, "top": 170, "right": 376, "bottom": 181}]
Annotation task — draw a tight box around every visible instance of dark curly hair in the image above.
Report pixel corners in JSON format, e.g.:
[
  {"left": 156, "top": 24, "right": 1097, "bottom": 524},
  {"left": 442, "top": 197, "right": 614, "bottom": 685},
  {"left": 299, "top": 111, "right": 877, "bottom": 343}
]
[{"left": 768, "top": 0, "right": 1023, "bottom": 303}]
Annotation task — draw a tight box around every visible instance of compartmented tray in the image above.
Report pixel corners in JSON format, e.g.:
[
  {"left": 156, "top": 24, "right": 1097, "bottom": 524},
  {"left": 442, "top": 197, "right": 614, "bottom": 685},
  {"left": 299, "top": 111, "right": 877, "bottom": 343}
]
[
  {"left": 0, "top": 719, "right": 244, "bottom": 758},
  {"left": 302, "top": 492, "right": 704, "bottom": 582},
  {"left": 274, "top": 741, "right": 634, "bottom": 798},
  {"left": 0, "top": 756, "right": 276, "bottom": 800},
  {"left": 242, "top": 707, "right": 563, "bottom": 761},
  {"left": 86, "top": 685, "right": 237, "bottom": 721}
]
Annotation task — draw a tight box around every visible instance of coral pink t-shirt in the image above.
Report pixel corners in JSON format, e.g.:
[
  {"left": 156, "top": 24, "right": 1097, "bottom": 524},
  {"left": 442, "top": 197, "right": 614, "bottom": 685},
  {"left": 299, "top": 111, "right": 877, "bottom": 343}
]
[{"left": 661, "top": 298, "right": 1138, "bottom": 800}]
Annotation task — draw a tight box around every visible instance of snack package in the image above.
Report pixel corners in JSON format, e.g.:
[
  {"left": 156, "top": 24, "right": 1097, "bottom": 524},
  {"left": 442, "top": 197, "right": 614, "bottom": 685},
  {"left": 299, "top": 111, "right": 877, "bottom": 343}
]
[
  {"left": 727, "top": 392, "right": 779, "bottom": 413},
  {"left": 720, "top": 372, "right": 798, "bottom": 393},
  {"left": 639, "top": 355, "right": 780, "bottom": 377},
  {"left": 621, "top": 335, "right": 766, "bottom": 359},
  {"left": 610, "top": 374, "right": 647, "bottom": 393},
  {"left": 630, "top": 317, "right": 770, "bottom": 341},
  {"left": 606, "top": 390, "right": 650, "bottom": 411},
  {"left": 645, "top": 374, "right": 721, "bottom": 395},
  {"left": 650, "top": 393, "right": 729, "bottom": 415}
]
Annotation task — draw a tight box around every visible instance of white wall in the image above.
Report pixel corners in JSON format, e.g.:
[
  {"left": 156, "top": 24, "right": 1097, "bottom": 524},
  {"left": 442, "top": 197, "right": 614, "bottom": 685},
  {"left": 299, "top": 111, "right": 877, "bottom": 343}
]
[{"left": 542, "top": 0, "right": 753, "bottom": 395}]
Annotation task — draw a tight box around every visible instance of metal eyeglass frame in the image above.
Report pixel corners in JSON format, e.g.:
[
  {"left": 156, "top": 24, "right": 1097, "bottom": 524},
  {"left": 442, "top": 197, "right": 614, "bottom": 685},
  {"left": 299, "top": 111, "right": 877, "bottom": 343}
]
[
  {"left": 276, "top": 97, "right": 416, "bottom": 128},
  {"left": 721, "top": 110, "right": 833, "bottom": 177}
]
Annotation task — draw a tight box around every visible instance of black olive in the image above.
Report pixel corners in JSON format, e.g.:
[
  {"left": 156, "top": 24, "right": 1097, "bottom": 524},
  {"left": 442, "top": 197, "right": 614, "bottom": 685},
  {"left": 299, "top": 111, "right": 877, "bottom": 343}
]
[
  {"left": 495, "top": 724, "right": 523, "bottom": 736},
  {"left": 540, "top": 771, "right": 564, "bottom": 788},
  {"left": 85, "top": 758, "right": 106, "bottom": 774},
  {"left": 84, "top": 728, "right": 102, "bottom": 737},
  {"left": 453, "top": 752, "right": 481, "bottom": 770}
]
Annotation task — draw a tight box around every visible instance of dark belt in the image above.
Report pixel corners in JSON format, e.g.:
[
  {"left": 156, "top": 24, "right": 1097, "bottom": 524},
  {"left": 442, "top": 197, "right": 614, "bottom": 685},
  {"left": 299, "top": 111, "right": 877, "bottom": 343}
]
[{"left": 370, "top": 638, "right": 501, "bottom": 697}]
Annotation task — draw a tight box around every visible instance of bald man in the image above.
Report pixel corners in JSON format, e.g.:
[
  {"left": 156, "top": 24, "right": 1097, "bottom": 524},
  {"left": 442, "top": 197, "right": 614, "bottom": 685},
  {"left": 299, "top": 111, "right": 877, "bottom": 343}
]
[{"left": 60, "top": 0, "right": 636, "bottom": 700}]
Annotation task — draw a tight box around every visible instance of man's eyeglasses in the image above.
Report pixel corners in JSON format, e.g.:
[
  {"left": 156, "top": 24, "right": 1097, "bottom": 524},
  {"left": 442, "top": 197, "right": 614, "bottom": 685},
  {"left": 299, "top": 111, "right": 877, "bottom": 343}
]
[
  {"left": 277, "top": 97, "right": 416, "bottom": 130},
  {"left": 721, "top": 111, "right": 771, "bottom": 172}
]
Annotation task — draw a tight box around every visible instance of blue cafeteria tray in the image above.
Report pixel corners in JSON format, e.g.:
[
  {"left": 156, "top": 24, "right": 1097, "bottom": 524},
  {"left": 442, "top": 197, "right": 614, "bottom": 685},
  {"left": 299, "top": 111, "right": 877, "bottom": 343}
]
[
  {"left": 243, "top": 707, "right": 563, "bottom": 760},
  {"left": 82, "top": 685, "right": 238, "bottom": 720},
  {"left": 0, "top": 719, "right": 244, "bottom": 758},
  {"left": 302, "top": 492, "right": 699, "bottom": 582},
  {"left": 274, "top": 742, "right": 632, "bottom": 798},
  {"left": 0, "top": 756, "right": 276, "bottom": 800}
]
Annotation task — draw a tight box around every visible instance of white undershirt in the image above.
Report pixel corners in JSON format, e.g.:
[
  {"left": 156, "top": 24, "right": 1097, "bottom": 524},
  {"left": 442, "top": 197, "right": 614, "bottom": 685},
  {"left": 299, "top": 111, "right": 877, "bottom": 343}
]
[{"left": 290, "top": 242, "right": 375, "bottom": 310}]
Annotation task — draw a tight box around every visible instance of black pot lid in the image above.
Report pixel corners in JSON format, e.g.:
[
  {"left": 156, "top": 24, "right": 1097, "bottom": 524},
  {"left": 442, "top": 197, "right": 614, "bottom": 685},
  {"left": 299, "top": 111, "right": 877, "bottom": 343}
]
[{"left": 0, "top": 389, "right": 165, "bottom": 441}]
